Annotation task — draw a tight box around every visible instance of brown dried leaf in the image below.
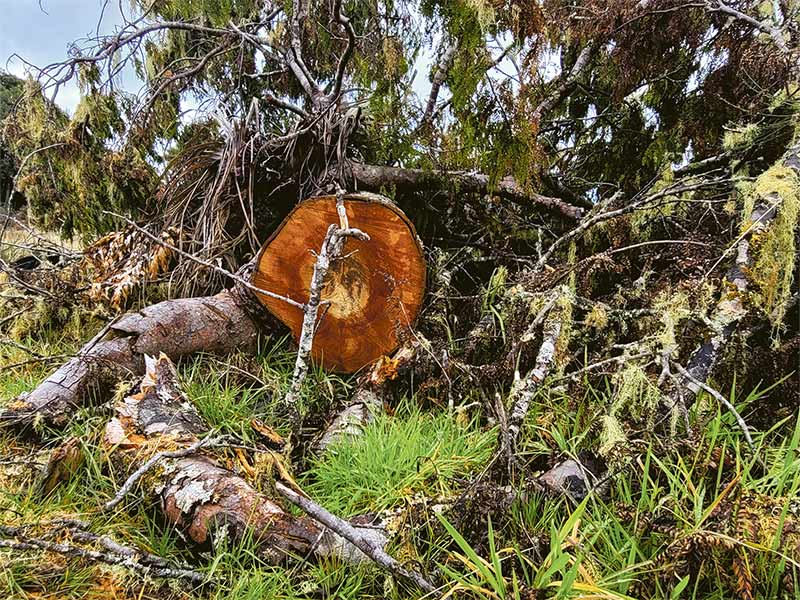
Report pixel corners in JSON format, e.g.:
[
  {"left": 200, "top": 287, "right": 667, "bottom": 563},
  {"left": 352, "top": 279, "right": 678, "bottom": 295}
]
[{"left": 251, "top": 418, "right": 285, "bottom": 448}]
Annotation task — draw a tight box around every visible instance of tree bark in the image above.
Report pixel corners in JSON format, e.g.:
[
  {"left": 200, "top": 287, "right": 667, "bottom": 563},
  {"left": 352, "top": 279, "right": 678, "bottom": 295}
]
[
  {"left": 2, "top": 287, "right": 262, "bottom": 430},
  {"left": 104, "top": 354, "right": 387, "bottom": 565},
  {"left": 348, "top": 162, "right": 585, "bottom": 220}
]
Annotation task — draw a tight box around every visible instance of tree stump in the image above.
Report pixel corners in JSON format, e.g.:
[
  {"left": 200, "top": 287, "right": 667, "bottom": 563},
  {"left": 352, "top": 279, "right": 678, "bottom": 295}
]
[{"left": 252, "top": 193, "right": 426, "bottom": 372}]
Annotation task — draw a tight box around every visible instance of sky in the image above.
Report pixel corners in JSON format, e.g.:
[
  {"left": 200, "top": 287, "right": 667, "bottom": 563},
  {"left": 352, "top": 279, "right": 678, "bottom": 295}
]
[
  {"left": 0, "top": 1, "right": 543, "bottom": 121},
  {"left": 0, "top": 0, "right": 127, "bottom": 113}
]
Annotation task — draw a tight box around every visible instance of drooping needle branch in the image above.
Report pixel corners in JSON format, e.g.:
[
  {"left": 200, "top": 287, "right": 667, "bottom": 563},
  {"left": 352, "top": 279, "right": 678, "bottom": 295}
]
[{"left": 104, "top": 210, "right": 306, "bottom": 311}]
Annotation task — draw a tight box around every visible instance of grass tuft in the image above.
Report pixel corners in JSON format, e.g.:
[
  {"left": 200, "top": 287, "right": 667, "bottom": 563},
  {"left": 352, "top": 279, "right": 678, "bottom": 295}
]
[{"left": 305, "top": 400, "right": 496, "bottom": 516}]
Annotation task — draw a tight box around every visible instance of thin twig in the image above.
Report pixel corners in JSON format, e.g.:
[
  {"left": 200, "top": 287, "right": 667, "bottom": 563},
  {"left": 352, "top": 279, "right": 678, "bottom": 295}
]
[
  {"left": 0, "top": 525, "right": 205, "bottom": 584},
  {"left": 671, "top": 360, "right": 760, "bottom": 458},
  {"left": 532, "top": 178, "right": 729, "bottom": 274},
  {"left": 275, "top": 482, "right": 435, "bottom": 592},
  {"left": 103, "top": 211, "right": 306, "bottom": 310}
]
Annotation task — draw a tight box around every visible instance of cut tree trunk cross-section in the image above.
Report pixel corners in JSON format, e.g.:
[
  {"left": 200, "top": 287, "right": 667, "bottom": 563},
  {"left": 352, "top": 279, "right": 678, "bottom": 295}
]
[{"left": 252, "top": 192, "right": 426, "bottom": 373}]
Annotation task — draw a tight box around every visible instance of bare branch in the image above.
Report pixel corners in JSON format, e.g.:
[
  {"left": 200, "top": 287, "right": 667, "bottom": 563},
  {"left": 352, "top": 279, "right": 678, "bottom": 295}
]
[
  {"left": 708, "top": 0, "right": 791, "bottom": 54},
  {"left": 287, "top": 0, "right": 322, "bottom": 102},
  {"left": 420, "top": 38, "right": 458, "bottom": 127},
  {"left": 284, "top": 205, "right": 370, "bottom": 406},
  {"left": 0, "top": 525, "right": 204, "bottom": 584},
  {"left": 531, "top": 177, "right": 730, "bottom": 273},
  {"left": 506, "top": 288, "right": 569, "bottom": 455},
  {"left": 103, "top": 211, "right": 306, "bottom": 311},
  {"left": 329, "top": 0, "right": 357, "bottom": 102},
  {"left": 275, "top": 482, "right": 436, "bottom": 593},
  {"left": 531, "top": 42, "right": 597, "bottom": 124},
  {"left": 349, "top": 162, "right": 585, "bottom": 220},
  {"left": 671, "top": 360, "right": 759, "bottom": 455}
]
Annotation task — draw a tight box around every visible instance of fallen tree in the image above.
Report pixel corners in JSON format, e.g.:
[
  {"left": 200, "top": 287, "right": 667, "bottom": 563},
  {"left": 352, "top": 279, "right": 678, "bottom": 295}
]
[
  {"left": 1, "top": 1, "right": 798, "bottom": 597},
  {"left": 3, "top": 193, "right": 428, "bottom": 430}
]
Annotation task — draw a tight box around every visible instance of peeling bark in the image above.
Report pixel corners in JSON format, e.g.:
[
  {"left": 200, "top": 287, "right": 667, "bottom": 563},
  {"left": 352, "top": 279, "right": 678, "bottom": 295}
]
[
  {"left": 507, "top": 289, "right": 569, "bottom": 449},
  {"left": 315, "top": 388, "right": 383, "bottom": 453},
  {"left": 104, "top": 354, "right": 388, "bottom": 565},
  {"left": 2, "top": 287, "right": 262, "bottom": 430}
]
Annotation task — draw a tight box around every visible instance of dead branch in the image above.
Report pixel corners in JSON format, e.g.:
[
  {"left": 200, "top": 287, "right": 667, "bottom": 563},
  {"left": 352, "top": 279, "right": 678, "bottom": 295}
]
[
  {"left": 420, "top": 38, "right": 458, "bottom": 127},
  {"left": 284, "top": 202, "right": 370, "bottom": 406},
  {"left": 707, "top": 0, "right": 792, "bottom": 54},
  {"left": 531, "top": 177, "right": 730, "bottom": 274},
  {"left": 329, "top": 0, "right": 356, "bottom": 103},
  {"left": 288, "top": 0, "right": 322, "bottom": 103},
  {"left": 531, "top": 42, "right": 597, "bottom": 124},
  {"left": 276, "top": 482, "right": 436, "bottom": 593},
  {"left": 105, "top": 211, "right": 306, "bottom": 311},
  {"left": 674, "top": 141, "right": 799, "bottom": 404},
  {"left": 0, "top": 524, "right": 205, "bottom": 584},
  {"left": 505, "top": 287, "right": 570, "bottom": 458},
  {"left": 348, "top": 162, "right": 584, "bottom": 220},
  {"left": 671, "top": 360, "right": 758, "bottom": 454}
]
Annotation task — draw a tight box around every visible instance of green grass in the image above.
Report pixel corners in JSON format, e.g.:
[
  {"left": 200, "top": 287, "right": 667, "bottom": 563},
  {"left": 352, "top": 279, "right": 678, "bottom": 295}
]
[
  {"left": 304, "top": 400, "right": 496, "bottom": 516},
  {"left": 179, "top": 336, "right": 353, "bottom": 442},
  {"left": 1, "top": 314, "right": 799, "bottom": 599}
]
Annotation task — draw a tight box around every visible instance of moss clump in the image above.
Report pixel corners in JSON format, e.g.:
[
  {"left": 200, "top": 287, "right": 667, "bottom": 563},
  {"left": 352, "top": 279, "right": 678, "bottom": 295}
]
[
  {"left": 740, "top": 160, "right": 799, "bottom": 339},
  {"left": 585, "top": 304, "right": 609, "bottom": 330},
  {"left": 723, "top": 123, "right": 760, "bottom": 152}
]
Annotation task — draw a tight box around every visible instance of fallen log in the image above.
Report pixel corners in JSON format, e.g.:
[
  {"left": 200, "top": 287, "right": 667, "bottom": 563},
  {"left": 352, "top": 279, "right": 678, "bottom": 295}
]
[
  {"left": 103, "top": 353, "right": 434, "bottom": 591},
  {"left": 2, "top": 287, "right": 262, "bottom": 429},
  {"left": 103, "top": 353, "right": 381, "bottom": 561},
  {"left": 3, "top": 194, "right": 426, "bottom": 431}
]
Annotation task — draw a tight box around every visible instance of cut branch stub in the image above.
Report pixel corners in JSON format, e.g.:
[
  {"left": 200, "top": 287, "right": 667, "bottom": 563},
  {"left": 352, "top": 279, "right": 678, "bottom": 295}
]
[{"left": 253, "top": 193, "right": 426, "bottom": 372}]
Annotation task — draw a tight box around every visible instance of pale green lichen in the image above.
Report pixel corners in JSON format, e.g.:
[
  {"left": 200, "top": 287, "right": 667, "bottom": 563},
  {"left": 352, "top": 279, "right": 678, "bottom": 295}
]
[
  {"left": 723, "top": 123, "right": 761, "bottom": 152},
  {"left": 651, "top": 290, "right": 692, "bottom": 353},
  {"left": 553, "top": 287, "right": 574, "bottom": 377},
  {"left": 740, "top": 160, "right": 800, "bottom": 340},
  {"left": 599, "top": 414, "right": 627, "bottom": 456},
  {"left": 465, "top": 0, "right": 496, "bottom": 32},
  {"left": 599, "top": 364, "right": 662, "bottom": 456}
]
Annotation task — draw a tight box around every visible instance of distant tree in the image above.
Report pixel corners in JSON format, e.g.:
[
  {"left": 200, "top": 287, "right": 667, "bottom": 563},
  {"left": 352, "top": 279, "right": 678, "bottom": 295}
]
[{"left": 0, "top": 71, "right": 24, "bottom": 209}]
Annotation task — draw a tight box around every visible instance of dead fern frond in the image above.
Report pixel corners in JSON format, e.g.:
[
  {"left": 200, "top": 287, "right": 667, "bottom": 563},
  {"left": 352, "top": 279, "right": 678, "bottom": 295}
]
[{"left": 732, "top": 549, "right": 754, "bottom": 600}]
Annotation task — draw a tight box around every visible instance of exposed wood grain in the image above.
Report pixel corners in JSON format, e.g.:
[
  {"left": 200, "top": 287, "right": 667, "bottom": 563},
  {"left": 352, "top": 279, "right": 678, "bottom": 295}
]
[{"left": 253, "top": 193, "right": 426, "bottom": 372}]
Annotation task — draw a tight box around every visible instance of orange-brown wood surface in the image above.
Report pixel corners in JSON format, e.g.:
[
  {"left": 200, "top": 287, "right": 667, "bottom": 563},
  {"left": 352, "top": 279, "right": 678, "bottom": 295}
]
[{"left": 252, "top": 193, "right": 426, "bottom": 372}]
